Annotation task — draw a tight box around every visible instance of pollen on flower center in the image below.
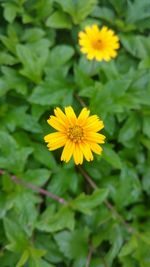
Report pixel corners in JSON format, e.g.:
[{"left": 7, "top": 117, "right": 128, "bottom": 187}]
[
  {"left": 92, "top": 39, "right": 104, "bottom": 50},
  {"left": 67, "top": 125, "right": 84, "bottom": 142}
]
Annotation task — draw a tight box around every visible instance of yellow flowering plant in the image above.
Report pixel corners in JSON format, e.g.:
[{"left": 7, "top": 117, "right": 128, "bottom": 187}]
[
  {"left": 44, "top": 106, "right": 105, "bottom": 165},
  {"left": 78, "top": 24, "right": 120, "bottom": 61}
]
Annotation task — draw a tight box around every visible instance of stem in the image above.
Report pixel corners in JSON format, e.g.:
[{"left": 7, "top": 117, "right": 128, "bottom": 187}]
[
  {"left": 0, "top": 170, "right": 67, "bottom": 205},
  {"left": 86, "top": 244, "right": 93, "bottom": 267},
  {"left": 74, "top": 92, "right": 87, "bottom": 108},
  {"left": 77, "top": 166, "right": 135, "bottom": 234}
]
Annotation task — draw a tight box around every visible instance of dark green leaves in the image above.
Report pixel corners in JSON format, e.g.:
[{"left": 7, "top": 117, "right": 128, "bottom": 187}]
[
  {"left": 71, "top": 188, "right": 109, "bottom": 214},
  {"left": 0, "top": 1, "right": 150, "bottom": 267}
]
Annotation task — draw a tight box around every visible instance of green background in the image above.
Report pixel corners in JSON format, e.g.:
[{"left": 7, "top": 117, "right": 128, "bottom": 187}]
[{"left": 0, "top": 0, "right": 150, "bottom": 266}]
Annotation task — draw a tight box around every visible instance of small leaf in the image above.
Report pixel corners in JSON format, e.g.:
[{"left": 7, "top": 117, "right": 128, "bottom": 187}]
[
  {"left": 46, "top": 11, "right": 72, "bottom": 29},
  {"left": 37, "top": 206, "right": 75, "bottom": 232},
  {"left": 16, "top": 250, "right": 29, "bottom": 267},
  {"left": 119, "top": 236, "right": 138, "bottom": 257},
  {"left": 102, "top": 145, "right": 123, "bottom": 169},
  {"left": 71, "top": 189, "right": 109, "bottom": 214}
]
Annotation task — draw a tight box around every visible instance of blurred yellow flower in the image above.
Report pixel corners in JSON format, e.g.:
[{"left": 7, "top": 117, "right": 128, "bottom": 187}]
[
  {"left": 78, "top": 24, "right": 120, "bottom": 62},
  {"left": 44, "top": 106, "right": 105, "bottom": 165}
]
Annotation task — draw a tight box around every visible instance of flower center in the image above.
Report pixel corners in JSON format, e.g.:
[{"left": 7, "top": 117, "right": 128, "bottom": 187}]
[
  {"left": 67, "top": 125, "right": 84, "bottom": 142},
  {"left": 92, "top": 39, "right": 104, "bottom": 50}
]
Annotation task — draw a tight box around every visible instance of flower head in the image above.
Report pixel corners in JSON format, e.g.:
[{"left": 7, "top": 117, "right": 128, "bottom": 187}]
[
  {"left": 44, "top": 106, "right": 105, "bottom": 165},
  {"left": 78, "top": 24, "right": 120, "bottom": 62}
]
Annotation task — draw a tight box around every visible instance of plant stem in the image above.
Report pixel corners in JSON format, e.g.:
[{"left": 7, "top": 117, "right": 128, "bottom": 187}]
[
  {"left": 86, "top": 244, "right": 93, "bottom": 267},
  {"left": 0, "top": 170, "right": 67, "bottom": 205},
  {"left": 77, "top": 166, "right": 135, "bottom": 234},
  {"left": 74, "top": 92, "right": 87, "bottom": 107}
]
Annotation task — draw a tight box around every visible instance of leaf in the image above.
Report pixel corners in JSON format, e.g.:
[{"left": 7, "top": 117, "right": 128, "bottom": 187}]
[
  {"left": 0, "top": 194, "right": 13, "bottom": 219},
  {"left": 54, "top": 229, "right": 89, "bottom": 259},
  {"left": 5, "top": 106, "right": 42, "bottom": 133},
  {"left": 32, "top": 142, "right": 58, "bottom": 170},
  {"left": 91, "top": 6, "right": 115, "bottom": 22},
  {"left": 0, "top": 130, "right": 33, "bottom": 173},
  {"left": 119, "top": 113, "right": 141, "bottom": 145},
  {"left": 119, "top": 236, "right": 138, "bottom": 257},
  {"left": 23, "top": 168, "right": 51, "bottom": 186},
  {"left": 102, "top": 145, "right": 123, "bottom": 169},
  {"left": 16, "top": 41, "right": 50, "bottom": 83},
  {"left": 55, "top": 0, "right": 97, "bottom": 24},
  {"left": 126, "top": 0, "right": 150, "bottom": 24},
  {"left": 71, "top": 188, "right": 109, "bottom": 214},
  {"left": 37, "top": 206, "right": 75, "bottom": 232},
  {"left": 46, "top": 11, "right": 72, "bottom": 29},
  {"left": 49, "top": 45, "right": 74, "bottom": 66},
  {"left": 1, "top": 66, "right": 27, "bottom": 95},
  {"left": 120, "top": 34, "right": 150, "bottom": 59},
  {"left": 2, "top": 2, "right": 18, "bottom": 23},
  {"left": 3, "top": 217, "right": 29, "bottom": 253},
  {"left": 143, "top": 116, "right": 150, "bottom": 138},
  {"left": 16, "top": 250, "right": 29, "bottom": 267},
  {"left": 29, "top": 68, "right": 73, "bottom": 105}
]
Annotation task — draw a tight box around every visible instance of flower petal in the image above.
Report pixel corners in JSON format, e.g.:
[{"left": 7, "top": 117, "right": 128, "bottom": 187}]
[
  {"left": 89, "top": 142, "right": 103, "bottom": 155},
  {"left": 61, "top": 140, "right": 75, "bottom": 163},
  {"left": 44, "top": 131, "right": 65, "bottom": 142},
  {"left": 54, "top": 107, "right": 68, "bottom": 126},
  {"left": 65, "top": 106, "right": 77, "bottom": 126},
  {"left": 73, "top": 144, "right": 83, "bottom": 165},
  {"left": 77, "top": 107, "right": 90, "bottom": 126},
  {"left": 47, "top": 116, "right": 66, "bottom": 132},
  {"left": 86, "top": 132, "right": 106, "bottom": 143},
  {"left": 79, "top": 142, "right": 93, "bottom": 162}
]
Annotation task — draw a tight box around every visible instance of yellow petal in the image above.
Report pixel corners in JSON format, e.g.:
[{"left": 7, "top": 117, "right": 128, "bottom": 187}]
[
  {"left": 54, "top": 107, "right": 68, "bottom": 126},
  {"left": 44, "top": 132, "right": 65, "bottom": 142},
  {"left": 47, "top": 116, "right": 65, "bottom": 132},
  {"left": 61, "top": 140, "right": 75, "bottom": 163},
  {"left": 86, "top": 132, "right": 106, "bottom": 143},
  {"left": 84, "top": 118, "right": 104, "bottom": 132},
  {"left": 79, "top": 142, "right": 93, "bottom": 162},
  {"left": 77, "top": 107, "right": 90, "bottom": 125},
  {"left": 89, "top": 142, "right": 102, "bottom": 155},
  {"left": 65, "top": 106, "right": 77, "bottom": 126},
  {"left": 47, "top": 136, "right": 67, "bottom": 151},
  {"left": 73, "top": 144, "right": 83, "bottom": 165}
]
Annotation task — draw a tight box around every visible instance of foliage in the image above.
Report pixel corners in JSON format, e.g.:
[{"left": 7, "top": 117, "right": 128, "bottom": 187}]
[{"left": 0, "top": 0, "right": 150, "bottom": 267}]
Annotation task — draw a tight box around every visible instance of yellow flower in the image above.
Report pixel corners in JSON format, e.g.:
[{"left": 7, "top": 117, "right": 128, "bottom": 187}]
[
  {"left": 44, "top": 106, "right": 105, "bottom": 165},
  {"left": 78, "top": 24, "right": 120, "bottom": 62}
]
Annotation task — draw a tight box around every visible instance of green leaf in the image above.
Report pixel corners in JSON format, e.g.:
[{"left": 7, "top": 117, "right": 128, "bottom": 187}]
[
  {"left": 143, "top": 116, "right": 150, "bottom": 138},
  {"left": 119, "top": 236, "right": 138, "bottom": 257},
  {"left": 5, "top": 106, "right": 42, "bottom": 133},
  {"left": 119, "top": 113, "right": 141, "bottom": 145},
  {"left": 54, "top": 229, "right": 89, "bottom": 259},
  {"left": 23, "top": 168, "right": 51, "bottom": 186},
  {"left": 29, "top": 69, "right": 73, "bottom": 105},
  {"left": 32, "top": 142, "right": 57, "bottom": 169},
  {"left": 55, "top": 0, "right": 97, "bottom": 24},
  {"left": 71, "top": 189, "right": 109, "bottom": 214},
  {"left": 0, "top": 194, "right": 13, "bottom": 219},
  {"left": 16, "top": 250, "right": 29, "bottom": 267},
  {"left": 2, "top": 3, "right": 18, "bottom": 23},
  {"left": 126, "top": 0, "right": 150, "bottom": 24},
  {"left": 49, "top": 45, "right": 74, "bottom": 66},
  {"left": 3, "top": 217, "right": 29, "bottom": 253},
  {"left": 46, "top": 11, "right": 72, "bottom": 29},
  {"left": 1, "top": 66, "right": 27, "bottom": 95},
  {"left": 102, "top": 145, "right": 123, "bottom": 169},
  {"left": 37, "top": 206, "right": 75, "bottom": 232},
  {"left": 120, "top": 34, "right": 150, "bottom": 59},
  {"left": 0, "top": 130, "right": 33, "bottom": 173},
  {"left": 16, "top": 41, "right": 50, "bottom": 83},
  {"left": 91, "top": 6, "right": 115, "bottom": 22}
]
